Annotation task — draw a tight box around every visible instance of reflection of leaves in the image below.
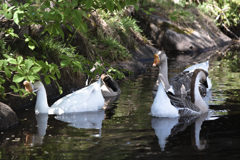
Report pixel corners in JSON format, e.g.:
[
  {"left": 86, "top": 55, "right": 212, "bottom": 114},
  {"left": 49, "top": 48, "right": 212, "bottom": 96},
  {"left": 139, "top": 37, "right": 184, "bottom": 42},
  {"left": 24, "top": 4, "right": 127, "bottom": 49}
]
[{"left": 209, "top": 58, "right": 240, "bottom": 105}]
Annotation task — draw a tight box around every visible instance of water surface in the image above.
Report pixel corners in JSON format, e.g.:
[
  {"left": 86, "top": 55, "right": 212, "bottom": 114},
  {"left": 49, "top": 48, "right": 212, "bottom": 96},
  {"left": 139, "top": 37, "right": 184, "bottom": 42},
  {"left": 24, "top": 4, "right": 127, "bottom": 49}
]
[{"left": 0, "top": 59, "right": 240, "bottom": 160}]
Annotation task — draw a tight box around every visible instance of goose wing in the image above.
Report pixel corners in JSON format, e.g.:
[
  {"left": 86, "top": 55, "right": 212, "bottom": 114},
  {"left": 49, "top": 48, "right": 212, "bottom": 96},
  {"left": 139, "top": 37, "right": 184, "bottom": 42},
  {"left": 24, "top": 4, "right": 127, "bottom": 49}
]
[
  {"left": 169, "top": 71, "right": 207, "bottom": 96},
  {"left": 169, "top": 71, "right": 192, "bottom": 95},
  {"left": 166, "top": 92, "right": 201, "bottom": 116}
]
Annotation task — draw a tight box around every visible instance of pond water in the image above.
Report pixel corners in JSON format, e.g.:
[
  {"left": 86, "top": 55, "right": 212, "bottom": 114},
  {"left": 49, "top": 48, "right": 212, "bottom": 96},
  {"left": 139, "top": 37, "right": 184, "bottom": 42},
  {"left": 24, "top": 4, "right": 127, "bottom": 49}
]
[{"left": 0, "top": 57, "right": 240, "bottom": 160}]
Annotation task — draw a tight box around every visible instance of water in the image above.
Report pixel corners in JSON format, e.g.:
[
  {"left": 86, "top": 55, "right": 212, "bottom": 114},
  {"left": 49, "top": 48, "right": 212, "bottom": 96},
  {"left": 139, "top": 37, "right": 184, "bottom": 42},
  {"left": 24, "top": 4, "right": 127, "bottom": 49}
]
[{"left": 0, "top": 59, "right": 240, "bottom": 160}]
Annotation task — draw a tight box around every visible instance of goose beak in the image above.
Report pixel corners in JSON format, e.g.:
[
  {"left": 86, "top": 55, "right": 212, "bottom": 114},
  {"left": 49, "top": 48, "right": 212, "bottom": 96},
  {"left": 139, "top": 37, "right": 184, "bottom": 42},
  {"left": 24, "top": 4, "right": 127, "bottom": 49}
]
[
  {"left": 153, "top": 54, "right": 160, "bottom": 67},
  {"left": 23, "top": 81, "right": 33, "bottom": 92}
]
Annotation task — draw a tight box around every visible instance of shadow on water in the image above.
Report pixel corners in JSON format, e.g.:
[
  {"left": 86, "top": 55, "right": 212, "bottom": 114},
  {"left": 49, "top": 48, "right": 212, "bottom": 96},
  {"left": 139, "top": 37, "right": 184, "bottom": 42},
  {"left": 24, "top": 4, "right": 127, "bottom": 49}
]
[{"left": 0, "top": 53, "right": 240, "bottom": 159}]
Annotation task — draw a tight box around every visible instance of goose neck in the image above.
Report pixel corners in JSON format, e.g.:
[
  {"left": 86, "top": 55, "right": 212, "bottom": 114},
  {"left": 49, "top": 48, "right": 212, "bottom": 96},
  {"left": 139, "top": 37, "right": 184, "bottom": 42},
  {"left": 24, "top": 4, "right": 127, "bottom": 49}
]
[
  {"left": 35, "top": 85, "right": 49, "bottom": 114},
  {"left": 191, "top": 73, "right": 208, "bottom": 113},
  {"left": 157, "top": 60, "right": 170, "bottom": 90}
]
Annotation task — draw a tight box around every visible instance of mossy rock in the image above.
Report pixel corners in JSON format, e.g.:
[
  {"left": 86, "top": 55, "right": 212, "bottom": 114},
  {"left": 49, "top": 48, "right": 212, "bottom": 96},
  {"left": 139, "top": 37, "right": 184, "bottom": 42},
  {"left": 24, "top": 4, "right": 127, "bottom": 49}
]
[{"left": 0, "top": 102, "right": 18, "bottom": 130}]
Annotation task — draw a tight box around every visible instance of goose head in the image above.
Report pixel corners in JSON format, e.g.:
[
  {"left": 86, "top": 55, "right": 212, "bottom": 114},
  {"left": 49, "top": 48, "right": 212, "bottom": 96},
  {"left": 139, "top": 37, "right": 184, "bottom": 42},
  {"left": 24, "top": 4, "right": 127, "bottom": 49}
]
[
  {"left": 23, "top": 81, "right": 43, "bottom": 93},
  {"left": 101, "top": 74, "right": 117, "bottom": 92},
  {"left": 153, "top": 51, "right": 167, "bottom": 67}
]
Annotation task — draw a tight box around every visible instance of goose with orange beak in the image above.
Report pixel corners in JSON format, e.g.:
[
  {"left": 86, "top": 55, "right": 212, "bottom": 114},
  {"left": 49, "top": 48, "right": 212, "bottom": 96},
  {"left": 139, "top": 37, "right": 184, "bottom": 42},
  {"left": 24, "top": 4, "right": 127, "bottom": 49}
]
[
  {"left": 150, "top": 69, "right": 209, "bottom": 117},
  {"left": 23, "top": 77, "right": 105, "bottom": 115},
  {"left": 152, "top": 51, "right": 211, "bottom": 96}
]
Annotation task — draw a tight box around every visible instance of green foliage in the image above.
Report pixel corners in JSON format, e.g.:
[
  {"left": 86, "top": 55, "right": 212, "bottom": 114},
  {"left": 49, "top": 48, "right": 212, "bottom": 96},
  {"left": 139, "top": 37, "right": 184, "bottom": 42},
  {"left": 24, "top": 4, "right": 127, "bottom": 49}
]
[
  {"left": 198, "top": 0, "right": 240, "bottom": 27},
  {"left": 169, "top": 10, "right": 191, "bottom": 22},
  {"left": 0, "top": 0, "right": 140, "bottom": 97},
  {"left": 222, "top": 51, "right": 240, "bottom": 72},
  {"left": 120, "top": 16, "right": 143, "bottom": 34},
  {"left": 94, "top": 10, "right": 144, "bottom": 60},
  {"left": 141, "top": 0, "right": 195, "bottom": 22},
  {"left": 0, "top": 53, "right": 61, "bottom": 96},
  {"left": 95, "top": 34, "right": 131, "bottom": 61},
  {"left": 5, "top": 28, "right": 19, "bottom": 39}
]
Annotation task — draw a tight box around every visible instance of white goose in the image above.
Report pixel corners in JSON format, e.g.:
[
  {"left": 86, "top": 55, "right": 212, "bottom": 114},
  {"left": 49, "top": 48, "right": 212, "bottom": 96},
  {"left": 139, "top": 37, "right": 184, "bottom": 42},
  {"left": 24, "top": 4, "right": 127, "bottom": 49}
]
[
  {"left": 23, "top": 78, "right": 105, "bottom": 115},
  {"left": 150, "top": 69, "right": 209, "bottom": 117},
  {"left": 152, "top": 51, "right": 211, "bottom": 95}
]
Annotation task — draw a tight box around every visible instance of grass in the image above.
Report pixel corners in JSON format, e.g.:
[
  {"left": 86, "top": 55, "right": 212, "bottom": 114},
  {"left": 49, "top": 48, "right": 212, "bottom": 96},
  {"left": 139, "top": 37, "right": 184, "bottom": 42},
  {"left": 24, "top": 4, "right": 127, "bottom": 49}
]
[{"left": 87, "top": 9, "right": 147, "bottom": 62}]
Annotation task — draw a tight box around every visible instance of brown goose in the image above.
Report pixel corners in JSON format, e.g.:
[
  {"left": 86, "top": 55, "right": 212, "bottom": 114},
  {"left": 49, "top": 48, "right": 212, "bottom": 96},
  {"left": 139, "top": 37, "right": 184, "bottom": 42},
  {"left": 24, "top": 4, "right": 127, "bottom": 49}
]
[
  {"left": 150, "top": 69, "right": 209, "bottom": 117},
  {"left": 152, "top": 51, "right": 211, "bottom": 96}
]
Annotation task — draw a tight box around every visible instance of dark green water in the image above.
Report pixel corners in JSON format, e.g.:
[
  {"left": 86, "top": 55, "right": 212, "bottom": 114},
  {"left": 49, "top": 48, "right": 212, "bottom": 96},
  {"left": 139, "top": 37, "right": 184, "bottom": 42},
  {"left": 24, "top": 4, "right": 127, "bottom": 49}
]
[{"left": 0, "top": 60, "right": 240, "bottom": 160}]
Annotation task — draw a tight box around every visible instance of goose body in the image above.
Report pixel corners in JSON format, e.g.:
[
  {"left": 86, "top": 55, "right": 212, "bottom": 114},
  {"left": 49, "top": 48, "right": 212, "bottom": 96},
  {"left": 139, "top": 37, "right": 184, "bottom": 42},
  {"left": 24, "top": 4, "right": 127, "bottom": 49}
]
[
  {"left": 24, "top": 78, "right": 105, "bottom": 115},
  {"left": 150, "top": 69, "right": 209, "bottom": 117},
  {"left": 152, "top": 51, "right": 211, "bottom": 95}
]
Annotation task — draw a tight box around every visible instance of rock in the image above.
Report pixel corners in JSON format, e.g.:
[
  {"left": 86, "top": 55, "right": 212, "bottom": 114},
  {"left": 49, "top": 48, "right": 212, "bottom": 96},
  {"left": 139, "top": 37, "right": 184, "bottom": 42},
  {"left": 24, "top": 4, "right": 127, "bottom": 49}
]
[
  {"left": 130, "top": 8, "right": 232, "bottom": 56},
  {"left": 0, "top": 102, "right": 18, "bottom": 130}
]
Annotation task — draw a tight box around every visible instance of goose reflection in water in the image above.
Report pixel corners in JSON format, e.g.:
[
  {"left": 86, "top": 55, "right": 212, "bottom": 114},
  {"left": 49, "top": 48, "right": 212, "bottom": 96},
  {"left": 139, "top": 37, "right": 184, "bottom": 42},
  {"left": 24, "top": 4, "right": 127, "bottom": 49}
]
[
  {"left": 25, "top": 96, "right": 119, "bottom": 146},
  {"left": 55, "top": 109, "right": 105, "bottom": 137},
  {"left": 25, "top": 113, "right": 48, "bottom": 146},
  {"left": 151, "top": 111, "right": 218, "bottom": 151}
]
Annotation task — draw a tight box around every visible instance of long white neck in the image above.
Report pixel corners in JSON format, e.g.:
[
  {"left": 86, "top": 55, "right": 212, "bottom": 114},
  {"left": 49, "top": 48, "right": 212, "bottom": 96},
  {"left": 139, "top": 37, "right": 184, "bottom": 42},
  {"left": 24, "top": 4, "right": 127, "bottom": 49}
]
[
  {"left": 192, "top": 113, "right": 208, "bottom": 150},
  {"left": 156, "top": 59, "right": 170, "bottom": 91},
  {"left": 193, "top": 74, "right": 208, "bottom": 113},
  {"left": 35, "top": 84, "right": 49, "bottom": 114}
]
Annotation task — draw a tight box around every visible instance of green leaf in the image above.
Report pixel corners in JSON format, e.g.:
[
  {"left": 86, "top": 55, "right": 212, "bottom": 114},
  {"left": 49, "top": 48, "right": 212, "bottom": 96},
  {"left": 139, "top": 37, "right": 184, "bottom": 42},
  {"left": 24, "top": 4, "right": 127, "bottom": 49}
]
[
  {"left": 25, "top": 59, "right": 33, "bottom": 70},
  {"left": 17, "top": 56, "right": 23, "bottom": 64},
  {"left": 60, "top": 60, "right": 70, "bottom": 67},
  {"left": 170, "top": 15, "right": 178, "bottom": 21},
  {"left": 106, "top": 0, "right": 114, "bottom": 12},
  {"left": 50, "top": 75, "right": 56, "bottom": 80},
  {"left": 13, "top": 10, "right": 24, "bottom": 24},
  {"left": 27, "top": 75, "right": 36, "bottom": 82},
  {"left": 85, "top": 0, "right": 93, "bottom": 9},
  {"left": 134, "top": 4, "right": 139, "bottom": 11},
  {"left": 59, "top": 55, "right": 70, "bottom": 60},
  {"left": 44, "top": 76, "right": 51, "bottom": 85},
  {"left": 56, "top": 82, "right": 63, "bottom": 94},
  {"left": 56, "top": 70, "right": 61, "bottom": 79},
  {"left": 8, "top": 58, "right": 17, "bottom": 64},
  {"left": 3, "top": 3, "right": 7, "bottom": 10},
  {"left": 10, "top": 85, "right": 18, "bottom": 92},
  {"left": 0, "top": 77, "right": 5, "bottom": 84},
  {"left": 9, "top": 32, "right": 19, "bottom": 38},
  {"left": 56, "top": 25, "right": 64, "bottom": 39},
  {"left": 72, "top": 10, "right": 82, "bottom": 23},
  {"left": 32, "top": 73, "right": 40, "bottom": 80},
  {"left": 8, "top": 65, "right": 16, "bottom": 71},
  {"left": 4, "top": 68, "right": 11, "bottom": 78},
  {"left": 79, "top": 10, "right": 87, "bottom": 18},
  {"left": 5, "top": 11, "right": 12, "bottom": 19},
  {"left": 13, "top": 74, "right": 25, "bottom": 83},
  {"left": 31, "top": 66, "right": 41, "bottom": 73},
  {"left": 64, "top": 23, "right": 72, "bottom": 32},
  {"left": 36, "top": 60, "right": 46, "bottom": 67},
  {"left": 28, "top": 41, "right": 35, "bottom": 50},
  {"left": 0, "top": 10, "right": 4, "bottom": 15},
  {"left": 72, "top": 61, "right": 83, "bottom": 72},
  {"left": 3, "top": 54, "right": 10, "bottom": 58}
]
